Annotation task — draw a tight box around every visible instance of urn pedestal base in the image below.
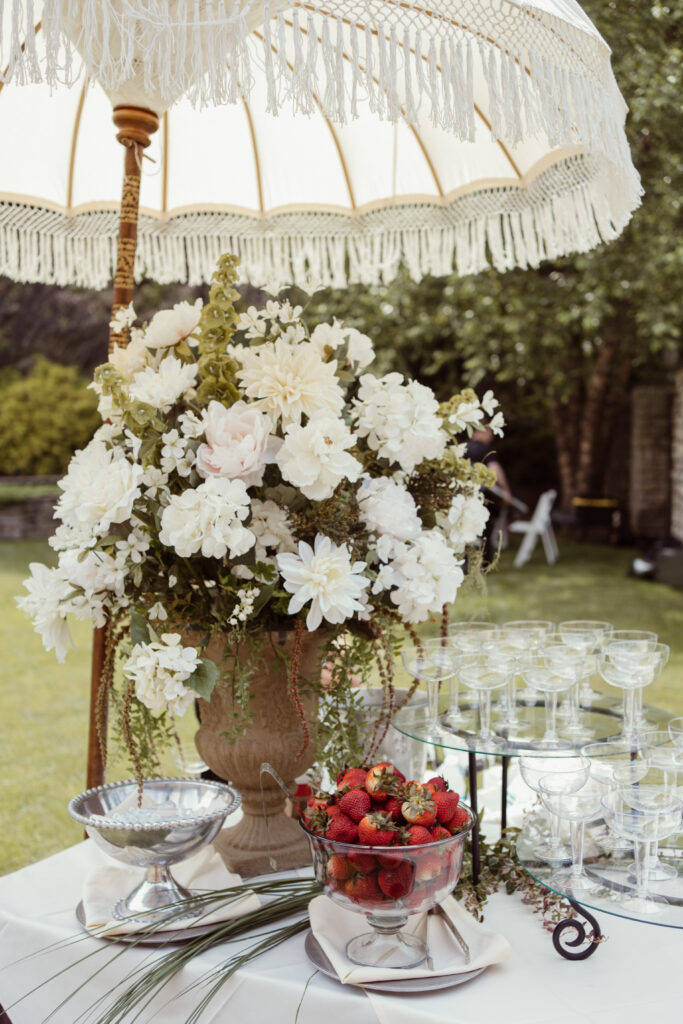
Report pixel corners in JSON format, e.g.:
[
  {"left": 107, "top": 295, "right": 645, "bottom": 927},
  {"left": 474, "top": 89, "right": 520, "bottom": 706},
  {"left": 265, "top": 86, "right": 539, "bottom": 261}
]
[{"left": 213, "top": 796, "right": 310, "bottom": 875}]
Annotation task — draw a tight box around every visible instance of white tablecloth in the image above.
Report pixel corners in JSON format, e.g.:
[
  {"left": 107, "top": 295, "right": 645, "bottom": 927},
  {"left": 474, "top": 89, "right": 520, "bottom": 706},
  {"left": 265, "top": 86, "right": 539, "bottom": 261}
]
[{"left": 1, "top": 840, "right": 682, "bottom": 1024}]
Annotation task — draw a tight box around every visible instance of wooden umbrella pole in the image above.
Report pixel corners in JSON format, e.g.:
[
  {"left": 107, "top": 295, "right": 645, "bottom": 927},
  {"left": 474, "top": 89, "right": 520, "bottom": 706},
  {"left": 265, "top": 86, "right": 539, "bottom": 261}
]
[{"left": 87, "top": 105, "right": 159, "bottom": 791}]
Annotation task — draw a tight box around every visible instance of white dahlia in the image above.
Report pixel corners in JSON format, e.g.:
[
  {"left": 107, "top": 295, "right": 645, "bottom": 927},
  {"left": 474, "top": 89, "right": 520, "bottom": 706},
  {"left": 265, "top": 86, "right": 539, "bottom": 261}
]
[
  {"left": 236, "top": 339, "right": 344, "bottom": 426},
  {"left": 352, "top": 373, "right": 447, "bottom": 472},
  {"left": 276, "top": 534, "right": 368, "bottom": 631},
  {"left": 276, "top": 416, "right": 362, "bottom": 501},
  {"left": 159, "top": 477, "right": 254, "bottom": 560}
]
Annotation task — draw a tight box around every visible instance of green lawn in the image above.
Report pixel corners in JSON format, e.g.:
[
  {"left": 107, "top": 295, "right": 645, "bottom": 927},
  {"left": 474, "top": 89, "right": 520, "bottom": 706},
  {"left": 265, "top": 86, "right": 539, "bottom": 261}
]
[{"left": 1, "top": 537, "right": 682, "bottom": 876}]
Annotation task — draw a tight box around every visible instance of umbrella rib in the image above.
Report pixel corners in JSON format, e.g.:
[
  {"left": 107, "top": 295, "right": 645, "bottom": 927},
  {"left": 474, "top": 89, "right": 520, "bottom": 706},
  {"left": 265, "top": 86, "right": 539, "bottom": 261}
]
[
  {"left": 67, "top": 81, "right": 87, "bottom": 211},
  {"left": 241, "top": 97, "right": 265, "bottom": 214},
  {"left": 253, "top": 30, "right": 356, "bottom": 211}
]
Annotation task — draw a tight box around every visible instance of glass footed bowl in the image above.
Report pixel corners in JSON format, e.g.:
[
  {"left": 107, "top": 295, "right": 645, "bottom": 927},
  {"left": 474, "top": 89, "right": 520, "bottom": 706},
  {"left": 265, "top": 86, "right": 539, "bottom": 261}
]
[
  {"left": 68, "top": 777, "right": 241, "bottom": 923},
  {"left": 300, "top": 804, "right": 474, "bottom": 969}
]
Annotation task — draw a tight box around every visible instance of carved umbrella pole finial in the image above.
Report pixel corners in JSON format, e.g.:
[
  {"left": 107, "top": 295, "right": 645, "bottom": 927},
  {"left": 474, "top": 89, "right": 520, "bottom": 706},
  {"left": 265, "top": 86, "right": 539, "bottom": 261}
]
[{"left": 86, "top": 106, "right": 159, "bottom": 791}]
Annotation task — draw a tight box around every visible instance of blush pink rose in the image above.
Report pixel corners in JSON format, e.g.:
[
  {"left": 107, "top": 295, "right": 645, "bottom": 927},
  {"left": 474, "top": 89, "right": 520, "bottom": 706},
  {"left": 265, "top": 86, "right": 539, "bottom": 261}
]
[{"left": 196, "top": 401, "right": 278, "bottom": 486}]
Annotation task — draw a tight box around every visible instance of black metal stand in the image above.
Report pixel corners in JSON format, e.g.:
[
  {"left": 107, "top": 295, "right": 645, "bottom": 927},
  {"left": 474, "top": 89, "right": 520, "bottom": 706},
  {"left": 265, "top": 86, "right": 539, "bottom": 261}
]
[
  {"left": 467, "top": 751, "right": 480, "bottom": 886},
  {"left": 552, "top": 900, "right": 603, "bottom": 960}
]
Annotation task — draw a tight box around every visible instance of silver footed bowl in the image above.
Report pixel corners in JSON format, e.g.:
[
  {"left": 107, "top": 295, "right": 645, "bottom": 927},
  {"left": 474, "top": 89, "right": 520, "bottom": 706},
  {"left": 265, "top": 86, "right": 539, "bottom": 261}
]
[{"left": 69, "top": 777, "right": 241, "bottom": 923}]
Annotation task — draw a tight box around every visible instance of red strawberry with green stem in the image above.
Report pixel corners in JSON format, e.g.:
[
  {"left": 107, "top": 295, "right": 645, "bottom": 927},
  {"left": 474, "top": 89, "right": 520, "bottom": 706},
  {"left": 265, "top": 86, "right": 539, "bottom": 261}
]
[
  {"left": 357, "top": 811, "right": 398, "bottom": 846},
  {"left": 339, "top": 788, "right": 371, "bottom": 823},
  {"left": 325, "top": 812, "right": 359, "bottom": 843},
  {"left": 401, "top": 783, "right": 437, "bottom": 828},
  {"left": 434, "top": 790, "right": 460, "bottom": 824}
]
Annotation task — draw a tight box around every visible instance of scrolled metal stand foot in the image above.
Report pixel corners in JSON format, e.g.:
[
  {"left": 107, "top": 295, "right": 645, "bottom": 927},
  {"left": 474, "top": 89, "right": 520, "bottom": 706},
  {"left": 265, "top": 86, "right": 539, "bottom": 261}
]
[{"left": 552, "top": 900, "right": 603, "bottom": 960}]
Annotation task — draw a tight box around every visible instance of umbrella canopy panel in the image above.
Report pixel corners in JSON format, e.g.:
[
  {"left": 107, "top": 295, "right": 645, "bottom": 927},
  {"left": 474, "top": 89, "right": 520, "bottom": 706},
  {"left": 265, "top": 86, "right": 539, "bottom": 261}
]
[{"left": 0, "top": 3, "right": 641, "bottom": 290}]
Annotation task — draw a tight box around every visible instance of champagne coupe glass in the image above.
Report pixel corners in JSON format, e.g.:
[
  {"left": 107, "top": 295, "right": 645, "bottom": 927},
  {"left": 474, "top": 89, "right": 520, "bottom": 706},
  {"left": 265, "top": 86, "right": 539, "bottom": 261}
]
[
  {"left": 636, "top": 732, "right": 683, "bottom": 882},
  {"left": 447, "top": 622, "right": 499, "bottom": 723},
  {"left": 519, "top": 754, "right": 588, "bottom": 863},
  {"left": 602, "top": 630, "right": 657, "bottom": 720},
  {"left": 599, "top": 642, "right": 669, "bottom": 741},
  {"left": 420, "top": 636, "right": 463, "bottom": 731},
  {"left": 502, "top": 620, "right": 555, "bottom": 706},
  {"left": 401, "top": 643, "right": 453, "bottom": 743},
  {"left": 539, "top": 635, "right": 590, "bottom": 741},
  {"left": 668, "top": 717, "right": 683, "bottom": 750},
  {"left": 538, "top": 775, "right": 605, "bottom": 895},
  {"left": 456, "top": 652, "right": 512, "bottom": 748},
  {"left": 519, "top": 651, "right": 577, "bottom": 749},
  {"left": 558, "top": 620, "right": 613, "bottom": 705},
  {"left": 601, "top": 778, "right": 682, "bottom": 915},
  {"left": 581, "top": 740, "right": 649, "bottom": 856}
]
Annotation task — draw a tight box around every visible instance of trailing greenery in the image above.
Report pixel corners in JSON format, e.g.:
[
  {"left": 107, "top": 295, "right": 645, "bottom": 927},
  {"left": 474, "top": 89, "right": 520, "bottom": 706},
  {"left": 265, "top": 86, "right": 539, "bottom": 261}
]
[{"left": 0, "top": 358, "right": 100, "bottom": 475}]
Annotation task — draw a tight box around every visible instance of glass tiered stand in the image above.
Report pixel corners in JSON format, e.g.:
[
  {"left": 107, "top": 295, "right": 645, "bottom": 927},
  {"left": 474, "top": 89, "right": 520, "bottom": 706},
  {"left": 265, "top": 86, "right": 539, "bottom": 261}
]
[{"left": 392, "top": 696, "right": 679, "bottom": 960}]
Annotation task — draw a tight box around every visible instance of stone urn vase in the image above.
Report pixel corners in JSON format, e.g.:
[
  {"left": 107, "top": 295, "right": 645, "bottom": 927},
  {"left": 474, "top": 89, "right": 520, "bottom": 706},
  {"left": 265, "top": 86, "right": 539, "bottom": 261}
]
[{"left": 194, "top": 629, "right": 326, "bottom": 875}]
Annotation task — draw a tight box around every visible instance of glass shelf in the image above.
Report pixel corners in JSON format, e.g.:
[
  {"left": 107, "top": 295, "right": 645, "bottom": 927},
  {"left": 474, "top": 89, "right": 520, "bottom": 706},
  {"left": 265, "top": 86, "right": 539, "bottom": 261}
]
[
  {"left": 517, "top": 821, "right": 683, "bottom": 930},
  {"left": 391, "top": 700, "right": 674, "bottom": 759}
]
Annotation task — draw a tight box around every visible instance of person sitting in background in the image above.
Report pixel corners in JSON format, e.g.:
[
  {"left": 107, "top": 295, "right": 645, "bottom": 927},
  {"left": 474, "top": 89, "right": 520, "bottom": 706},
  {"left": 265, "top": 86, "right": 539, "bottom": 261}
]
[{"left": 466, "top": 426, "right": 512, "bottom": 561}]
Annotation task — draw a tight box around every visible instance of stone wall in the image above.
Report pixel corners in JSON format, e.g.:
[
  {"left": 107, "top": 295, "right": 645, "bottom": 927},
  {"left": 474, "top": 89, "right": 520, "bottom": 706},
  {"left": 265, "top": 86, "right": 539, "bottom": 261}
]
[
  {"left": 672, "top": 369, "right": 683, "bottom": 541},
  {"left": 0, "top": 494, "right": 57, "bottom": 539},
  {"left": 629, "top": 385, "right": 673, "bottom": 539}
]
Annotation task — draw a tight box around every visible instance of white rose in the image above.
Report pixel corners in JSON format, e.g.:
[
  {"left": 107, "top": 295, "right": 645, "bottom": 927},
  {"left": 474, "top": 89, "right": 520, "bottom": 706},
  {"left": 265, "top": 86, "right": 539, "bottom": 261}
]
[
  {"left": 196, "top": 401, "right": 279, "bottom": 486},
  {"left": 144, "top": 299, "right": 203, "bottom": 349}
]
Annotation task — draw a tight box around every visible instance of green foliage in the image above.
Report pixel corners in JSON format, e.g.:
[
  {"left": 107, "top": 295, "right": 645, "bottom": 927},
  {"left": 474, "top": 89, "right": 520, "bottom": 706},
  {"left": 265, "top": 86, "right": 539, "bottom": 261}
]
[{"left": 0, "top": 357, "right": 100, "bottom": 475}]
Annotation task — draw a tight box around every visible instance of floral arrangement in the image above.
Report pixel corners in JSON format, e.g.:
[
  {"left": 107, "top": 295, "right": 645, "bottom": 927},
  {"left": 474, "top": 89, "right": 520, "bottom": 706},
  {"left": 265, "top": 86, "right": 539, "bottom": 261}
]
[{"left": 17, "top": 254, "right": 502, "bottom": 775}]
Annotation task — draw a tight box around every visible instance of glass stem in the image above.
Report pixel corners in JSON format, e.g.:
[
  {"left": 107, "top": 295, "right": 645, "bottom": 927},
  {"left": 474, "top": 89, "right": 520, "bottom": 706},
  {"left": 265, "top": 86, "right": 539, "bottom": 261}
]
[
  {"left": 570, "top": 821, "right": 585, "bottom": 882},
  {"left": 544, "top": 691, "right": 558, "bottom": 742},
  {"left": 480, "top": 690, "right": 493, "bottom": 739},
  {"left": 448, "top": 677, "right": 460, "bottom": 716},
  {"left": 569, "top": 682, "right": 580, "bottom": 725},
  {"left": 634, "top": 839, "right": 650, "bottom": 899},
  {"left": 427, "top": 678, "right": 440, "bottom": 733},
  {"left": 623, "top": 689, "right": 636, "bottom": 737},
  {"left": 549, "top": 812, "right": 561, "bottom": 851}
]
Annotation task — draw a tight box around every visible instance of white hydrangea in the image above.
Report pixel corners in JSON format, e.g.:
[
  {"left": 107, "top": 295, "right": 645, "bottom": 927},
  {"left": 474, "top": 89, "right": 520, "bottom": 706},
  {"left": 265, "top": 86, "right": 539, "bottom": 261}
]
[
  {"left": 352, "top": 373, "right": 447, "bottom": 472},
  {"left": 115, "top": 529, "right": 151, "bottom": 566},
  {"left": 237, "top": 339, "right": 344, "bottom": 426},
  {"left": 128, "top": 354, "right": 198, "bottom": 411},
  {"left": 122, "top": 634, "right": 200, "bottom": 716},
  {"left": 15, "top": 563, "right": 74, "bottom": 663},
  {"left": 372, "top": 530, "right": 464, "bottom": 623},
  {"left": 277, "top": 534, "right": 368, "bottom": 631},
  {"left": 249, "top": 499, "right": 297, "bottom": 565},
  {"left": 55, "top": 439, "right": 143, "bottom": 539},
  {"left": 357, "top": 477, "right": 422, "bottom": 543},
  {"left": 436, "top": 491, "right": 490, "bottom": 551},
  {"left": 159, "top": 477, "right": 255, "bottom": 559},
  {"left": 276, "top": 416, "right": 362, "bottom": 501},
  {"left": 178, "top": 410, "right": 204, "bottom": 439},
  {"left": 160, "top": 429, "right": 195, "bottom": 478}
]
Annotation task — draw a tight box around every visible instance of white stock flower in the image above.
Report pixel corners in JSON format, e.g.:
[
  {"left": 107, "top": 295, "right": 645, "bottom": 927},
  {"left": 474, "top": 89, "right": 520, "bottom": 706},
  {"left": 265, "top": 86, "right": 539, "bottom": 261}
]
[
  {"left": 196, "top": 401, "right": 278, "bottom": 486},
  {"left": 373, "top": 531, "right": 464, "bottom": 623},
  {"left": 345, "top": 328, "right": 375, "bottom": 368},
  {"left": 357, "top": 477, "right": 422, "bottom": 543},
  {"left": 489, "top": 411, "right": 505, "bottom": 437},
  {"left": 352, "top": 373, "right": 447, "bottom": 472},
  {"left": 122, "top": 634, "right": 200, "bottom": 716},
  {"left": 276, "top": 416, "right": 362, "bottom": 501},
  {"left": 161, "top": 429, "right": 195, "bottom": 477},
  {"left": 16, "top": 563, "right": 73, "bottom": 662},
  {"left": 159, "top": 477, "right": 255, "bottom": 559},
  {"left": 129, "top": 355, "right": 198, "bottom": 411},
  {"left": 144, "top": 299, "right": 203, "bottom": 349},
  {"left": 277, "top": 534, "right": 368, "bottom": 631},
  {"left": 436, "top": 492, "right": 490, "bottom": 551},
  {"left": 55, "top": 439, "right": 143, "bottom": 538},
  {"left": 237, "top": 339, "right": 344, "bottom": 426}
]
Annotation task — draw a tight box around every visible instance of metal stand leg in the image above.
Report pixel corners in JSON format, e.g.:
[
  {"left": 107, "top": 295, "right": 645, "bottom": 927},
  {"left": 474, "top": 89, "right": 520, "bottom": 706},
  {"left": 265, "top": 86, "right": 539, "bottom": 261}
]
[
  {"left": 467, "top": 751, "right": 480, "bottom": 886},
  {"left": 501, "top": 755, "right": 509, "bottom": 832},
  {"left": 552, "top": 900, "right": 602, "bottom": 960}
]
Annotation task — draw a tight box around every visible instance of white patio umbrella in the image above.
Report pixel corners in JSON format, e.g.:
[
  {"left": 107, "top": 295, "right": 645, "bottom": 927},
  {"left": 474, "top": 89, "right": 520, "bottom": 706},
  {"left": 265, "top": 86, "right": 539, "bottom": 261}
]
[{"left": 0, "top": 1, "right": 641, "bottom": 295}]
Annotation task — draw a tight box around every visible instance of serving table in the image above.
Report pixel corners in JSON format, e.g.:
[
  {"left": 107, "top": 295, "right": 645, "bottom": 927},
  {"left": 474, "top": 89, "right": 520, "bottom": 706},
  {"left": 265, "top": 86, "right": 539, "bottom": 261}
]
[{"left": 2, "top": 839, "right": 683, "bottom": 1024}]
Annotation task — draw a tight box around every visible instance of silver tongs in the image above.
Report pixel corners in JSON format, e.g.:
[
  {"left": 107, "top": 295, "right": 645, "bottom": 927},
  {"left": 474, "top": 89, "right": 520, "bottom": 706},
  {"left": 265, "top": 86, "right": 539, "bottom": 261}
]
[{"left": 428, "top": 904, "right": 472, "bottom": 964}]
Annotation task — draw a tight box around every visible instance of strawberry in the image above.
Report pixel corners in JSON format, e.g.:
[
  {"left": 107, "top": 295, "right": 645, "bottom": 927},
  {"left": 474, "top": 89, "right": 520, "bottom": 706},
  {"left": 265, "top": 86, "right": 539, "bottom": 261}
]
[
  {"left": 306, "top": 788, "right": 332, "bottom": 810},
  {"left": 326, "top": 804, "right": 342, "bottom": 819},
  {"left": 377, "top": 861, "right": 414, "bottom": 899},
  {"left": 444, "top": 805, "right": 470, "bottom": 833},
  {"left": 377, "top": 850, "right": 403, "bottom": 869},
  {"left": 383, "top": 796, "right": 403, "bottom": 823},
  {"left": 404, "top": 825, "right": 433, "bottom": 845},
  {"left": 339, "top": 788, "right": 371, "bottom": 823},
  {"left": 337, "top": 767, "right": 369, "bottom": 792},
  {"left": 345, "top": 872, "right": 383, "bottom": 903},
  {"left": 434, "top": 790, "right": 460, "bottom": 824},
  {"left": 303, "top": 806, "right": 329, "bottom": 835},
  {"left": 415, "top": 853, "right": 442, "bottom": 883},
  {"left": 325, "top": 812, "right": 359, "bottom": 843},
  {"left": 357, "top": 810, "right": 398, "bottom": 846},
  {"left": 401, "top": 783, "right": 437, "bottom": 828},
  {"left": 431, "top": 825, "right": 452, "bottom": 841},
  {"left": 365, "top": 762, "right": 405, "bottom": 803},
  {"left": 327, "top": 854, "right": 354, "bottom": 880},
  {"left": 348, "top": 851, "right": 377, "bottom": 873},
  {"left": 424, "top": 776, "right": 449, "bottom": 794}
]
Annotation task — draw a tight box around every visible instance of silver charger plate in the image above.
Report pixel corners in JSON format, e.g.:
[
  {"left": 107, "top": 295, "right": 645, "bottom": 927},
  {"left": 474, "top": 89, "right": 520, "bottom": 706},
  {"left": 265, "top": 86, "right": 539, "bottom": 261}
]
[
  {"left": 75, "top": 900, "right": 222, "bottom": 946},
  {"left": 304, "top": 931, "right": 486, "bottom": 994}
]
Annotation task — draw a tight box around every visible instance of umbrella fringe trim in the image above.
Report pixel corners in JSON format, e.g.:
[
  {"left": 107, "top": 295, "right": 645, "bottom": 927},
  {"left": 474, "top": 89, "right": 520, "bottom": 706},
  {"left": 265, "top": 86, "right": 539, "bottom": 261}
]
[
  {"left": 2, "top": 1, "right": 632, "bottom": 172},
  {"left": 0, "top": 152, "right": 641, "bottom": 291}
]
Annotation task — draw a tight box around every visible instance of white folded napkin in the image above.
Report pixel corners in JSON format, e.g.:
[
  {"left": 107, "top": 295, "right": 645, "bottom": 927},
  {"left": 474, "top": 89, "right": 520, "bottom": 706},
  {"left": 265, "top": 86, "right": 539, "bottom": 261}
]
[
  {"left": 308, "top": 894, "right": 511, "bottom": 985},
  {"left": 82, "top": 844, "right": 260, "bottom": 936}
]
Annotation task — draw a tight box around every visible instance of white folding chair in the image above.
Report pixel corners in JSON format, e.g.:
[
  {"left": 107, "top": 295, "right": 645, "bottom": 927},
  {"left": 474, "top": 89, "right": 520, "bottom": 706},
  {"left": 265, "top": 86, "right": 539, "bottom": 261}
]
[{"left": 509, "top": 489, "right": 559, "bottom": 568}]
